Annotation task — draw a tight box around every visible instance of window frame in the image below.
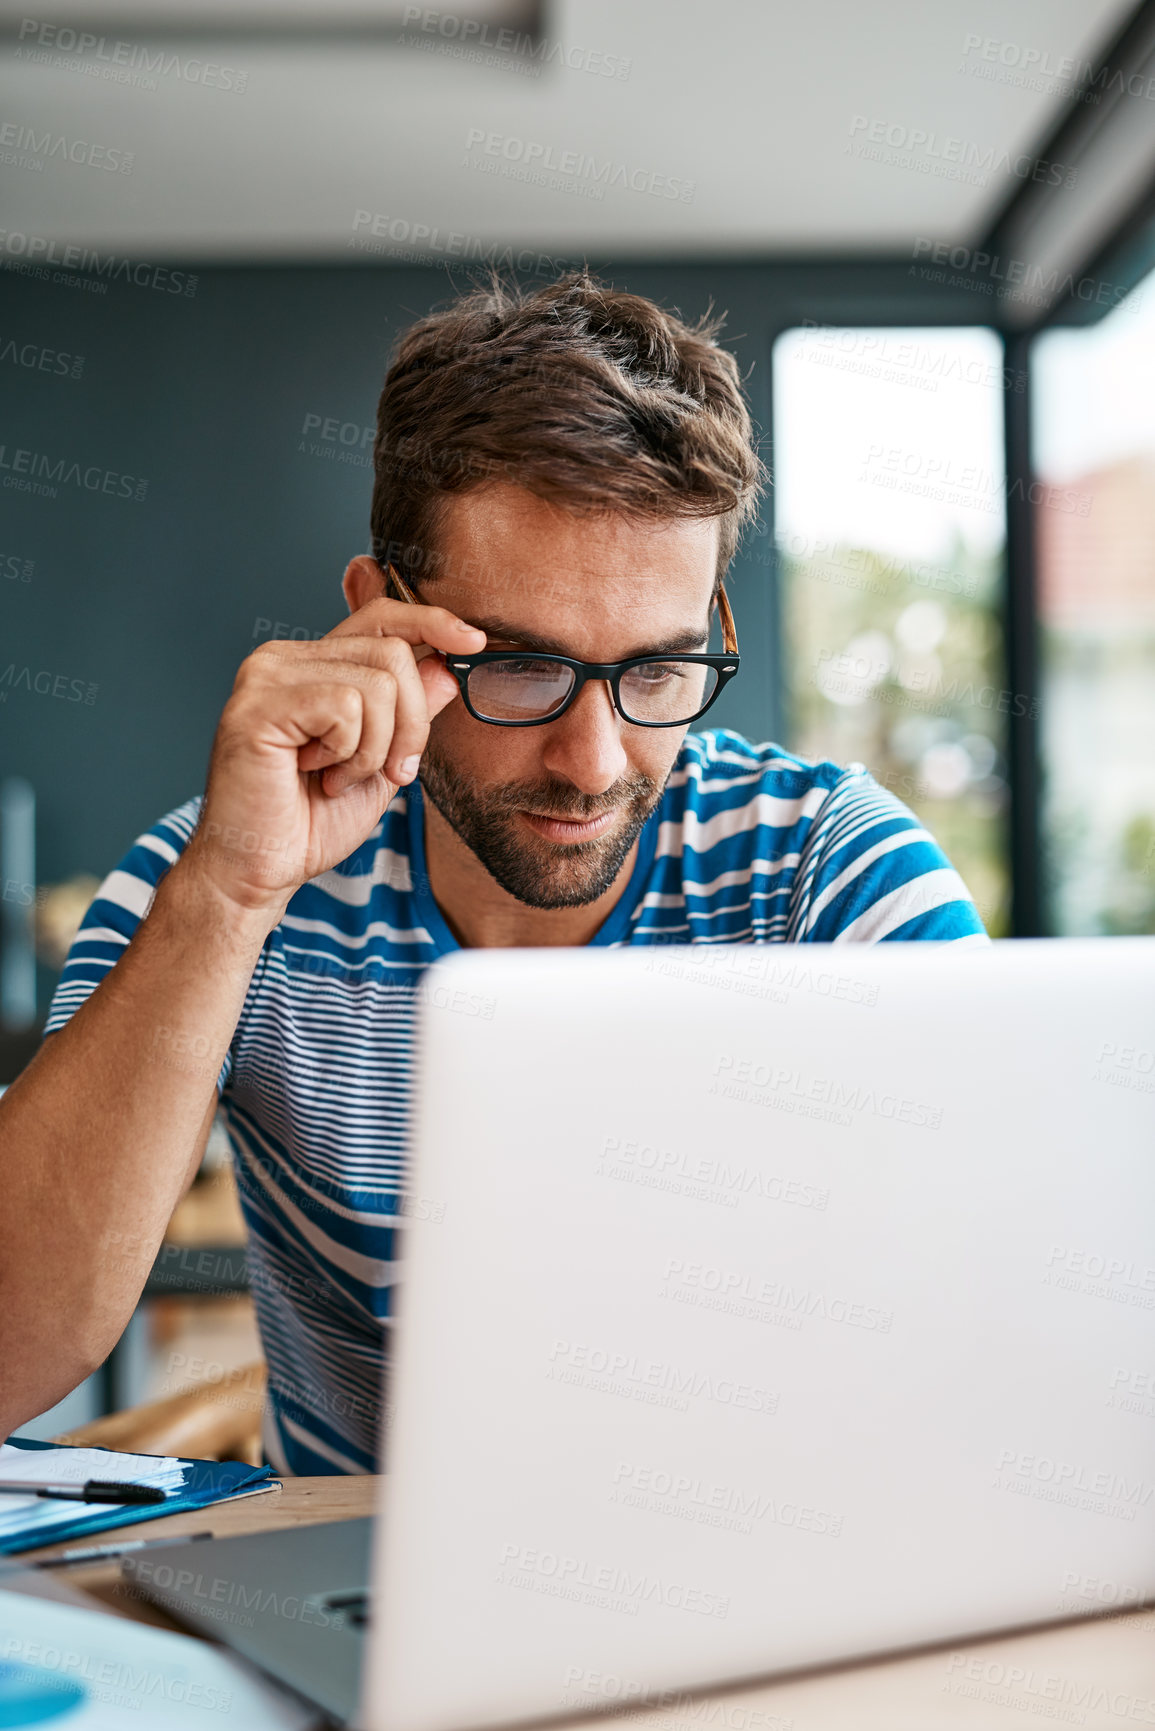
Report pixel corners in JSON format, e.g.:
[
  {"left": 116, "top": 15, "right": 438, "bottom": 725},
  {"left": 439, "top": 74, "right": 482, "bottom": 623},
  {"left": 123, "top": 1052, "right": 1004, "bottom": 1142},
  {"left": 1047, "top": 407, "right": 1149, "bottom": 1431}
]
[{"left": 764, "top": 312, "right": 1020, "bottom": 931}]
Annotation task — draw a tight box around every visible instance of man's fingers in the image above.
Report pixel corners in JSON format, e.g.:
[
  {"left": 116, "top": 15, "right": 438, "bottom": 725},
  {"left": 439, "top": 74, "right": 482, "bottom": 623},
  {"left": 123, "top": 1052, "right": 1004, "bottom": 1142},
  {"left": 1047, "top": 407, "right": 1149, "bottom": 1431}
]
[
  {"left": 382, "top": 643, "right": 437, "bottom": 785},
  {"left": 324, "top": 595, "right": 485, "bottom": 654},
  {"left": 236, "top": 612, "right": 473, "bottom": 802},
  {"left": 320, "top": 666, "right": 398, "bottom": 794},
  {"left": 249, "top": 635, "right": 454, "bottom": 682},
  {"left": 418, "top": 654, "right": 463, "bottom": 720},
  {"left": 318, "top": 764, "right": 396, "bottom": 822},
  {"left": 246, "top": 639, "right": 442, "bottom": 790},
  {"left": 286, "top": 683, "right": 367, "bottom": 773},
  {"left": 325, "top": 647, "right": 429, "bottom": 793}
]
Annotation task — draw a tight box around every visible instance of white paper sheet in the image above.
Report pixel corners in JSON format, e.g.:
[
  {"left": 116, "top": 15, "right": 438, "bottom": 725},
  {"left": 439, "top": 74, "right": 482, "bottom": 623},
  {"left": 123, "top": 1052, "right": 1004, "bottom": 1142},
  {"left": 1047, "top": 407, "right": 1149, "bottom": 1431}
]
[{"left": 0, "top": 1443, "right": 188, "bottom": 1544}]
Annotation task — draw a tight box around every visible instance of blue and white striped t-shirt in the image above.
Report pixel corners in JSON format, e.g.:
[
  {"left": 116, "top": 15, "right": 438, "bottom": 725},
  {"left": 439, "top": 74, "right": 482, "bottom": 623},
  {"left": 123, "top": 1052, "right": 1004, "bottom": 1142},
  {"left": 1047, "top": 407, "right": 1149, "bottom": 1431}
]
[{"left": 44, "top": 730, "right": 988, "bottom": 1473}]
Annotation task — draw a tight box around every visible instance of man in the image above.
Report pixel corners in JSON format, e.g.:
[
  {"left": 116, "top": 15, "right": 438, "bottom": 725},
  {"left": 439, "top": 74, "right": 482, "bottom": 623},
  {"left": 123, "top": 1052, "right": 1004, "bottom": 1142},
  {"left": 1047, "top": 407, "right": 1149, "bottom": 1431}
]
[{"left": 0, "top": 272, "right": 987, "bottom": 1469}]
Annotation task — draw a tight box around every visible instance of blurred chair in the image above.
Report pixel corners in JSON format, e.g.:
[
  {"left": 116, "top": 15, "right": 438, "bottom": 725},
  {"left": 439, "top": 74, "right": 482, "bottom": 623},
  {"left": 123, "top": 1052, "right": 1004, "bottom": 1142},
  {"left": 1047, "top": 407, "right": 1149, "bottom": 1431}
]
[{"left": 53, "top": 1361, "right": 267, "bottom": 1466}]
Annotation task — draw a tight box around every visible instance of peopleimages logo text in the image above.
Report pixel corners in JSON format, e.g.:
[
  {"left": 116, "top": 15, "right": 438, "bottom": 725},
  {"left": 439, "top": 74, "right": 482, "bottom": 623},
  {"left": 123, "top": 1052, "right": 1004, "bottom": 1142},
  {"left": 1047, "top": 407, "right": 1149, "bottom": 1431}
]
[
  {"left": 0, "top": 119, "right": 132, "bottom": 172},
  {"left": 911, "top": 237, "right": 1135, "bottom": 312},
  {"left": 0, "top": 230, "right": 197, "bottom": 295},
  {"left": 0, "top": 443, "right": 147, "bottom": 500},
  {"left": 497, "top": 1544, "right": 730, "bottom": 1619},
  {"left": 402, "top": 7, "right": 631, "bottom": 78},
  {"left": 463, "top": 129, "right": 695, "bottom": 201},
  {"left": 16, "top": 17, "right": 248, "bottom": 91},
  {"left": 847, "top": 117, "right": 1076, "bottom": 187},
  {"left": 0, "top": 666, "right": 97, "bottom": 704}
]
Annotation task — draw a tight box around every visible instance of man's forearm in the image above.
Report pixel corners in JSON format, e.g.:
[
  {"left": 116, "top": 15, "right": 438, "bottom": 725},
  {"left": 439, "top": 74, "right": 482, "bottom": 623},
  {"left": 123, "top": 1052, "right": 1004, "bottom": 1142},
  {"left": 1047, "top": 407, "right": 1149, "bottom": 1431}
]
[{"left": 0, "top": 859, "right": 274, "bottom": 1435}]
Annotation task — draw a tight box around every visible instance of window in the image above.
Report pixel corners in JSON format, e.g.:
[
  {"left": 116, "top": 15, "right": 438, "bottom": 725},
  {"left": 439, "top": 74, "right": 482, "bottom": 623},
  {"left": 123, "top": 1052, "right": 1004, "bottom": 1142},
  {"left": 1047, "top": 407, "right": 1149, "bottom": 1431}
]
[
  {"left": 1032, "top": 271, "right": 1155, "bottom": 934},
  {"left": 772, "top": 325, "right": 1011, "bottom": 935}
]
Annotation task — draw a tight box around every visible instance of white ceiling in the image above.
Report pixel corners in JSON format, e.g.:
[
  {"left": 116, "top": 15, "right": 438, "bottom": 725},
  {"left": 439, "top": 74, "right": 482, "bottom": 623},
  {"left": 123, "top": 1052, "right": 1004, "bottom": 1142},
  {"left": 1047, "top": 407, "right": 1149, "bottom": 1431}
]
[{"left": 0, "top": 0, "right": 1139, "bottom": 261}]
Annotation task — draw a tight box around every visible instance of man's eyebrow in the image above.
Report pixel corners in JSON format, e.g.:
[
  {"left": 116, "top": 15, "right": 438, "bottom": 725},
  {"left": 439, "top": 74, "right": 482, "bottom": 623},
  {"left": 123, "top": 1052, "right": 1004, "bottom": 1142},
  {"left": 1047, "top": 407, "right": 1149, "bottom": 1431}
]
[{"left": 462, "top": 616, "right": 711, "bottom": 656}]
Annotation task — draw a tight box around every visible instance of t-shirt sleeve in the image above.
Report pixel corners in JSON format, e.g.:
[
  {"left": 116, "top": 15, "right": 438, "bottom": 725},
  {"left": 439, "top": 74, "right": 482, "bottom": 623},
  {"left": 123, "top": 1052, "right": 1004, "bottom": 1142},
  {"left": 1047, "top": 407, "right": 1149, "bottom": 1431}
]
[
  {"left": 41, "top": 795, "right": 234, "bottom": 1096},
  {"left": 791, "top": 767, "right": 991, "bottom": 945}
]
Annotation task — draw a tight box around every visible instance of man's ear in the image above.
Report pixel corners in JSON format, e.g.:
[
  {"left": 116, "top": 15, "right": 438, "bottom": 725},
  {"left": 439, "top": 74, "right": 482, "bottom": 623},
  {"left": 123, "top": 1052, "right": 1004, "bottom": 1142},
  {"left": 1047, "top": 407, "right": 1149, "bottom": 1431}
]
[{"left": 342, "top": 554, "right": 386, "bottom": 615}]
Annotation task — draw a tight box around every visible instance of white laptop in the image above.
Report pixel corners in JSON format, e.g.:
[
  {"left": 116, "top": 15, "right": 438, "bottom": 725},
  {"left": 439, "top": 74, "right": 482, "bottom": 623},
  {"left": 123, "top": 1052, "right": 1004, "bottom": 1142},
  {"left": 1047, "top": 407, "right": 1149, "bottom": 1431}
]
[{"left": 132, "top": 939, "right": 1155, "bottom": 1731}]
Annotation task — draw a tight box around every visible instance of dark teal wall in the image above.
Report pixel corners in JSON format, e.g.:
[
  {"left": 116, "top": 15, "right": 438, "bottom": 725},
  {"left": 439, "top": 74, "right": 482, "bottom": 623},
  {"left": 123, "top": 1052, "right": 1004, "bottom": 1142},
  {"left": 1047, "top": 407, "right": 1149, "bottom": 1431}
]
[{"left": 0, "top": 253, "right": 998, "bottom": 947}]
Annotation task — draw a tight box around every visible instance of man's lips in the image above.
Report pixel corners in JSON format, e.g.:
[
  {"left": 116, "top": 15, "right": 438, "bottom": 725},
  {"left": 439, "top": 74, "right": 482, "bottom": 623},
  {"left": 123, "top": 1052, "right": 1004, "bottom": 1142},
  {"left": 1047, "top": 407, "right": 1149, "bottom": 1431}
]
[{"left": 517, "top": 807, "right": 619, "bottom": 843}]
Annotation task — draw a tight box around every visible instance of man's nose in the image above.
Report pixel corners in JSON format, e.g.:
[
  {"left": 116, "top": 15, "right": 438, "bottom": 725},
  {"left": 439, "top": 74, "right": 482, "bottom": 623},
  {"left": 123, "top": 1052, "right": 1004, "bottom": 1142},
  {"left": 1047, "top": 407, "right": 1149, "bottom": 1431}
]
[{"left": 539, "top": 679, "right": 629, "bottom": 795}]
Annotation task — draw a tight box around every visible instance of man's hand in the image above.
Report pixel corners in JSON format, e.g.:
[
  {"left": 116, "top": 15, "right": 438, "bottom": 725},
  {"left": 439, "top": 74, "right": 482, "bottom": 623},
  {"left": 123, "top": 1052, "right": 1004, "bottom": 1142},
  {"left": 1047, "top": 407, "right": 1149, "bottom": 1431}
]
[{"left": 180, "top": 595, "right": 485, "bottom": 919}]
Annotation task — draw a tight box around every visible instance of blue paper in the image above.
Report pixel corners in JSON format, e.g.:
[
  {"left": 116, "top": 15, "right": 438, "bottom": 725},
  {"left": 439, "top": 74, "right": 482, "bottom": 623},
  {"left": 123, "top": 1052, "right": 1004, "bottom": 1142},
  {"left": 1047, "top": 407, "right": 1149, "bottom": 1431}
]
[
  {"left": 0, "top": 1439, "right": 277, "bottom": 1556},
  {"left": 0, "top": 1659, "right": 87, "bottom": 1726}
]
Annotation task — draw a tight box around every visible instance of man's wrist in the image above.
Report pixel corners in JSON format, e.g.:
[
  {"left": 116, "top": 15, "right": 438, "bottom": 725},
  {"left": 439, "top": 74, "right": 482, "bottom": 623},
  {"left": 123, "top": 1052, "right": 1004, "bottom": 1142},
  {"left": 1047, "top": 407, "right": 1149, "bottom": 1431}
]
[{"left": 158, "top": 851, "right": 290, "bottom": 947}]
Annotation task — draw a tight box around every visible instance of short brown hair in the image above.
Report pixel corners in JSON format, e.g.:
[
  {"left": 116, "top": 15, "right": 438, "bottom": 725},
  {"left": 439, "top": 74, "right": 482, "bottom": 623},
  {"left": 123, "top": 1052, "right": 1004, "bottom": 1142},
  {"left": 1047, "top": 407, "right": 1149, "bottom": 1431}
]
[{"left": 369, "top": 270, "right": 764, "bottom": 592}]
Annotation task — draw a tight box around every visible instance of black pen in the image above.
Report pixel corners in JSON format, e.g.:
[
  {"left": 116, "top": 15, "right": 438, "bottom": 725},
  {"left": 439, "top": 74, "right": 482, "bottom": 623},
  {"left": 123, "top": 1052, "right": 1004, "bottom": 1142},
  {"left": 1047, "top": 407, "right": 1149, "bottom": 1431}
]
[{"left": 0, "top": 1478, "right": 168, "bottom": 1505}]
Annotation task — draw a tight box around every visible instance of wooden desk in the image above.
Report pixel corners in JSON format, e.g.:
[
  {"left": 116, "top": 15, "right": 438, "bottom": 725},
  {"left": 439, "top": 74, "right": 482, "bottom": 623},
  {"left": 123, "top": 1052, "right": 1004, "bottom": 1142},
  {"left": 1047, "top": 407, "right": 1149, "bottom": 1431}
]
[
  {"left": 13, "top": 1475, "right": 376, "bottom": 1628},
  {"left": 10, "top": 1478, "right": 1154, "bottom": 1730}
]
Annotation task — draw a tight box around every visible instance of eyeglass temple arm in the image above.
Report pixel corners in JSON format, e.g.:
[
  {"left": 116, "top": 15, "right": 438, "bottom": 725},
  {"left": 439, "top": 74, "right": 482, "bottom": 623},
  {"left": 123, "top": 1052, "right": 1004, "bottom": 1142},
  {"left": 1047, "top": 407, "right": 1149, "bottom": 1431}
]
[
  {"left": 384, "top": 562, "right": 419, "bottom": 605},
  {"left": 385, "top": 561, "right": 737, "bottom": 656},
  {"left": 716, "top": 585, "right": 738, "bottom": 656}
]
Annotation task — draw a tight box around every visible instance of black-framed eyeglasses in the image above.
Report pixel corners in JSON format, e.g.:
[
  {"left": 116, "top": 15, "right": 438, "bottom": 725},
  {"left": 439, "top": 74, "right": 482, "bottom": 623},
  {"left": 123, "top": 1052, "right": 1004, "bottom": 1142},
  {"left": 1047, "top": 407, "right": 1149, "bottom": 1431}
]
[{"left": 383, "top": 564, "right": 740, "bottom": 728}]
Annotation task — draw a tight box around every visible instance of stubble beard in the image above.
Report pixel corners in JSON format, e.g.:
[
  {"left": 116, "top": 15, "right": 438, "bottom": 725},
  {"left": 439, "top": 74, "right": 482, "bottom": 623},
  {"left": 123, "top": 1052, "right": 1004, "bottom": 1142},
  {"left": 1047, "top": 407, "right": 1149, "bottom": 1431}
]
[{"left": 418, "top": 737, "right": 666, "bottom": 909}]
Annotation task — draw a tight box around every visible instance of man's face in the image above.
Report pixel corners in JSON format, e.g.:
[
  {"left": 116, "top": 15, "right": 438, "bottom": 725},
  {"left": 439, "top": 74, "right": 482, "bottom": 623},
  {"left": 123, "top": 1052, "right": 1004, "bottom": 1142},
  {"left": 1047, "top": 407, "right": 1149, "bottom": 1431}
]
[{"left": 415, "top": 482, "right": 721, "bottom": 909}]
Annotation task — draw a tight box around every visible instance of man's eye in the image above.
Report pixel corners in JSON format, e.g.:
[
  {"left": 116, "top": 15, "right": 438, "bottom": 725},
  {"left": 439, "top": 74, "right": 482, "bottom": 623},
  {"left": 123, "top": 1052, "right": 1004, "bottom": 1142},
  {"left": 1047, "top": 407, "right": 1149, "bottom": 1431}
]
[
  {"left": 632, "top": 661, "right": 691, "bottom": 684},
  {"left": 499, "top": 657, "right": 554, "bottom": 676}
]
